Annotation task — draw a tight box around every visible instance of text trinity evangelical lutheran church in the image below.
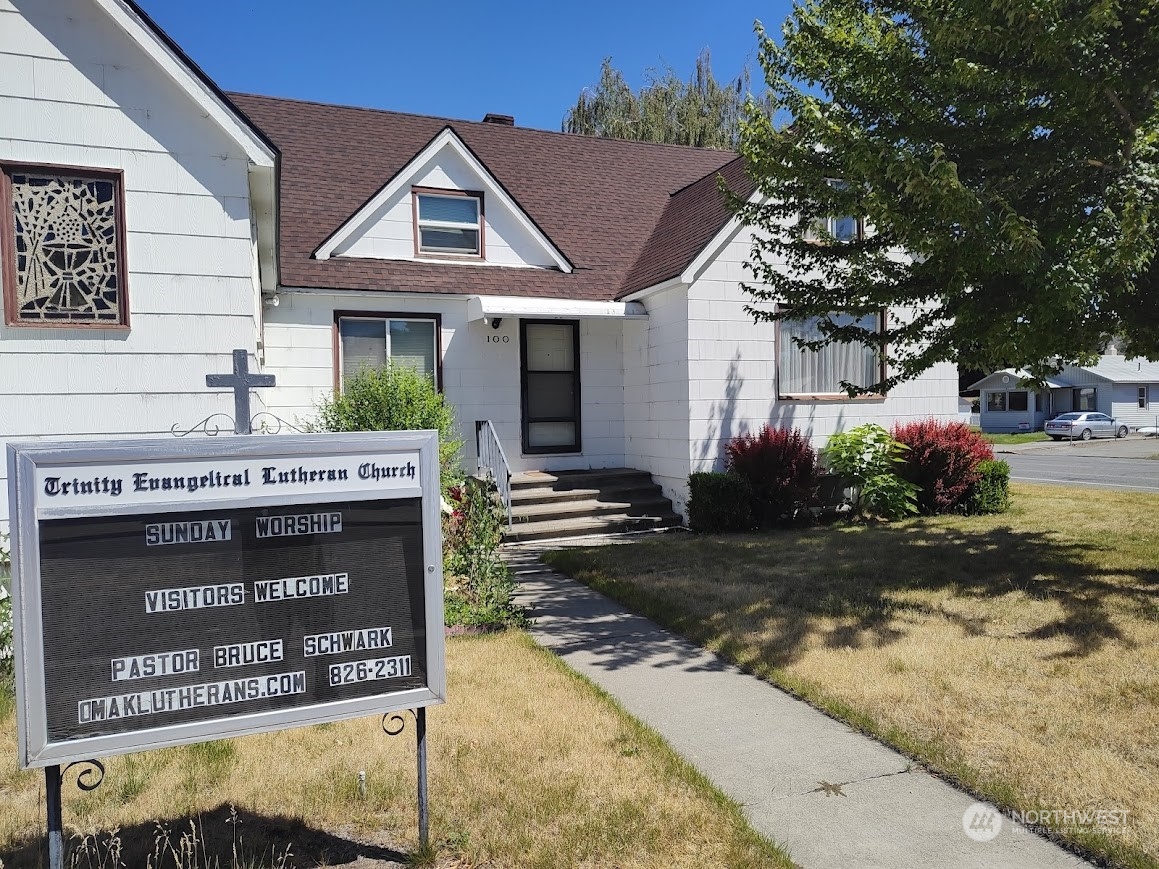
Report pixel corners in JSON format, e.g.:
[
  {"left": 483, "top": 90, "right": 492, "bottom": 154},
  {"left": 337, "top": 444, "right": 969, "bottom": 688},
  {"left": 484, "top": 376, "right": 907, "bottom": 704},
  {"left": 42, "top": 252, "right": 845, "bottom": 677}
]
[{"left": 40, "top": 460, "right": 418, "bottom": 501}]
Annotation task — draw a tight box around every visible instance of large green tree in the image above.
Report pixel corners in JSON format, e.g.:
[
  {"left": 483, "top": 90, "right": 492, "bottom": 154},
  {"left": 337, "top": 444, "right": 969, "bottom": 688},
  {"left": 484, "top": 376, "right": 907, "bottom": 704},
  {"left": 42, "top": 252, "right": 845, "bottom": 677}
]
[
  {"left": 563, "top": 50, "right": 754, "bottom": 149},
  {"left": 735, "top": 0, "right": 1159, "bottom": 392}
]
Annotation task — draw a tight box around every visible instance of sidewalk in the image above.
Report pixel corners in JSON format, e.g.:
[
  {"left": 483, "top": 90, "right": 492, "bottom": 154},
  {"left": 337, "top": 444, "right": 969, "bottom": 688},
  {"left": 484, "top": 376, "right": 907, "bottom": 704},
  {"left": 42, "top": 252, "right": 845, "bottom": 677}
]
[{"left": 506, "top": 544, "right": 1091, "bottom": 869}]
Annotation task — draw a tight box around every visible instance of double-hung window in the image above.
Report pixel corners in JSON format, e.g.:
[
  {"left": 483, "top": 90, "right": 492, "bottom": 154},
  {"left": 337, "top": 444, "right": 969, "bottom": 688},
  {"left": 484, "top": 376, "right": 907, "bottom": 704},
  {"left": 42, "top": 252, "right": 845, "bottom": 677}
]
[
  {"left": 778, "top": 311, "right": 883, "bottom": 397},
  {"left": 1, "top": 161, "right": 129, "bottom": 326},
  {"left": 337, "top": 315, "right": 439, "bottom": 387},
  {"left": 414, "top": 189, "right": 482, "bottom": 257}
]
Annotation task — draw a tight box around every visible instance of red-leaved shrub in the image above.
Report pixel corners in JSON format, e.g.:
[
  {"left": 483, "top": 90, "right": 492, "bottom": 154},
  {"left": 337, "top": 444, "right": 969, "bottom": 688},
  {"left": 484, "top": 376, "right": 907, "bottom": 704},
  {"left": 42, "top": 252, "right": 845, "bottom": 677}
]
[
  {"left": 725, "top": 425, "right": 817, "bottom": 525},
  {"left": 891, "top": 419, "right": 994, "bottom": 514}
]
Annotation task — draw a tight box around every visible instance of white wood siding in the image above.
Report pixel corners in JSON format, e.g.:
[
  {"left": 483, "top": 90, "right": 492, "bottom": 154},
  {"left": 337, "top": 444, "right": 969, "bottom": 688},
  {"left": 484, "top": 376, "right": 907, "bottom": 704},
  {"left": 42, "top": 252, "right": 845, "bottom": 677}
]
[
  {"left": 0, "top": 0, "right": 261, "bottom": 526},
  {"left": 685, "top": 227, "right": 958, "bottom": 470},
  {"left": 1110, "top": 384, "right": 1159, "bottom": 430},
  {"left": 332, "top": 146, "right": 558, "bottom": 269},
  {"left": 623, "top": 285, "right": 691, "bottom": 514},
  {"left": 262, "top": 291, "right": 627, "bottom": 473}
]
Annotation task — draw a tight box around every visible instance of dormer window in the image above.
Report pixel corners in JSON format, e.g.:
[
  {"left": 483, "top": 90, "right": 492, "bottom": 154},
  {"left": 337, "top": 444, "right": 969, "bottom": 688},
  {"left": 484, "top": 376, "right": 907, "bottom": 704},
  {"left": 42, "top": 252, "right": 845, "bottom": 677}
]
[{"left": 413, "top": 188, "right": 483, "bottom": 257}]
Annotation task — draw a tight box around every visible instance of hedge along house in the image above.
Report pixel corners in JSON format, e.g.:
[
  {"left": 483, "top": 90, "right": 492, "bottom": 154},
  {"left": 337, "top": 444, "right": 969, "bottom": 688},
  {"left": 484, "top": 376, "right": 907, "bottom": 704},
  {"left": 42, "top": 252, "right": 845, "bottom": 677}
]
[
  {"left": 235, "top": 95, "right": 959, "bottom": 534},
  {"left": 0, "top": 0, "right": 277, "bottom": 532},
  {"left": 971, "top": 356, "right": 1159, "bottom": 434}
]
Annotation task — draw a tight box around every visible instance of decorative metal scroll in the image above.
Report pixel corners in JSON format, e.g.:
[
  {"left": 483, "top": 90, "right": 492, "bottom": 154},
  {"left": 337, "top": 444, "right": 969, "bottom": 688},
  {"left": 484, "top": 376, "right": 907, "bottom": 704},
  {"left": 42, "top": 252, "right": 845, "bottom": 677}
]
[
  {"left": 171, "top": 414, "right": 236, "bottom": 438},
  {"left": 171, "top": 413, "right": 302, "bottom": 438},
  {"left": 382, "top": 710, "right": 415, "bottom": 737},
  {"left": 61, "top": 759, "right": 105, "bottom": 792},
  {"left": 10, "top": 171, "right": 121, "bottom": 323}
]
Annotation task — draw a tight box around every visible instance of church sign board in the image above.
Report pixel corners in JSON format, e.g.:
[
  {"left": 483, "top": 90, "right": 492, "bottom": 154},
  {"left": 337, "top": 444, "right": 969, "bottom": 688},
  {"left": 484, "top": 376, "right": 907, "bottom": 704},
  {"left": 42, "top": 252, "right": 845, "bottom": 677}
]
[{"left": 6, "top": 432, "right": 446, "bottom": 769}]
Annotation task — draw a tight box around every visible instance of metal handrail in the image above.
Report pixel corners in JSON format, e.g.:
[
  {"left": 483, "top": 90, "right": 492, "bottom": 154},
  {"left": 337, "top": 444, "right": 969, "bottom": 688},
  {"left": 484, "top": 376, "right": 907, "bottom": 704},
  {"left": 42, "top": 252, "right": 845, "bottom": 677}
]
[{"left": 475, "top": 420, "right": 513, "bottom": 529}]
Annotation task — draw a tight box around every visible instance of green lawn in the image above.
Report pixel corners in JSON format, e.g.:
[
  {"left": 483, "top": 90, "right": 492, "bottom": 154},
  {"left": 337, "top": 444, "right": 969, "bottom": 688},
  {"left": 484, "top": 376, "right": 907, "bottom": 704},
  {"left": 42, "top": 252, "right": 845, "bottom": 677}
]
[
  {"left": 982, "top": 431, "right": 1051, "bottom": 444},
  {"left": 545, "top": 483, "right": 1159, "bottom": 869}
]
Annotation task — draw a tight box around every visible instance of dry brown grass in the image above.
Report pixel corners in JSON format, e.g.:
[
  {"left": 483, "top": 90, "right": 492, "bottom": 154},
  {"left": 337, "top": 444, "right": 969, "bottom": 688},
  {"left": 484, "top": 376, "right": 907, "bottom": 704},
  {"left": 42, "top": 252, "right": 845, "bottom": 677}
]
[
  {"left": 0, "top": 631, "right": 789, "bottom": 869},
  {"left": 546, "top": 483, "right": 1159, "bottom": 869}
]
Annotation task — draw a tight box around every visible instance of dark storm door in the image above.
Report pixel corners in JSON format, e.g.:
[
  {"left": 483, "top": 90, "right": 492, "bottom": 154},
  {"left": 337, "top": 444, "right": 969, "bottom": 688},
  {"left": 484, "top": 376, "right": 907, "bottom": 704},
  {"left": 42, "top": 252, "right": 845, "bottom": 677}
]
[{"left": 520, "top": 319, "right": 581, "bottom": 454}]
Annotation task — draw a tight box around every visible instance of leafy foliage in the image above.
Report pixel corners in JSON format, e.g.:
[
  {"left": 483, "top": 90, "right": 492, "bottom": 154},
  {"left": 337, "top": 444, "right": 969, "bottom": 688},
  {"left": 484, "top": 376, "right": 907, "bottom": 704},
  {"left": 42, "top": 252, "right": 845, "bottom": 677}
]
[
  {"left": 563, "top": 51, "right": 761, "bottom": 149},
  {"left": 822, "top": 424, "right": 918, "bottom": 519},
  {"left": 725, "top": 425, "right": 818, "bottom": 525},
  {"left": 965, "top": 460, "right": 1011, "bottom": 515},
  {"left": 735, "top": 1, "right": 1159, "bottom": 391},
  {"left": 687, "top": 472, "right": 756, "bottom": 533},
  {"left": 309, "top": 363, "right": 463, "bottom": 489},
  {"left": 443, "top": 479, "right": 528, "bottom": 629},
  {"left": 892, "top": 419, "right": 994, "bottom": 514}
]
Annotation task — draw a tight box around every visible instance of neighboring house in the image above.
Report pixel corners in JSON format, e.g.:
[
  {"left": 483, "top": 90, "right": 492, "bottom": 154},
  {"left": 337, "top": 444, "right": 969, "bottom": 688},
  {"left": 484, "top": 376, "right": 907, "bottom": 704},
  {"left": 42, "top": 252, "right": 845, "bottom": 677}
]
[
  {"left": 0, "top": 0, "right": 277, "bottom": 529},
  {"left": 1, "top": 0, "right": 959, "bottom": 533},
  {"left": 969, "top": 370, "right": 1061, "bottom": 434},
  {"left": 971, "top": 356, "right": 1159, "bottom": 433}
]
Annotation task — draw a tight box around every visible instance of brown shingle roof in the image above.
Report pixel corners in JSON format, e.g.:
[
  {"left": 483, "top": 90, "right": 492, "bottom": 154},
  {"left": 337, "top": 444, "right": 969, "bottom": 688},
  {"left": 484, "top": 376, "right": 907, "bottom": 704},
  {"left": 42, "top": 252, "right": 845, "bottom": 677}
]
[
  {"left": 229, "top": 93, "right": 744, "bottom": 300},
  {"left": 620, "top": 156, "right": 754, "bottom": 298}
]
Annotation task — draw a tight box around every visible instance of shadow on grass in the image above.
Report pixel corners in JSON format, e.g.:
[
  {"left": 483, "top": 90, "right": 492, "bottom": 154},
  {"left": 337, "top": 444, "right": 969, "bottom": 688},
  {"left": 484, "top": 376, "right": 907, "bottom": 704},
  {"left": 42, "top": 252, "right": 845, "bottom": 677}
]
[
  {"left": 541, "top": 519, "right": 1159, "bottom": 668},
  {"left": 0, "top": 803, "right": 407, "bottom": 868}
]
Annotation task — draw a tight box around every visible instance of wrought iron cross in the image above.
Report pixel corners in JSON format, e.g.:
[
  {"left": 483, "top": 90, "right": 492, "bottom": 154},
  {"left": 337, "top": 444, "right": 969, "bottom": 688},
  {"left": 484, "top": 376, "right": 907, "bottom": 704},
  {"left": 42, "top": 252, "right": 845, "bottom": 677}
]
[{"left": 206, "top": 349, "right": 276, "bottom": 434}]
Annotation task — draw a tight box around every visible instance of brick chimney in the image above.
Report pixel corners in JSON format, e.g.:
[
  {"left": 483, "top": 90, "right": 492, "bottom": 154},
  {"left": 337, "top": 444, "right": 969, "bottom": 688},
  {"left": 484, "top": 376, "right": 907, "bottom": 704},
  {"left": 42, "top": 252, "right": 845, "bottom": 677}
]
[{"left": 482, "top": 113, "right": 515, "bottom": 126}]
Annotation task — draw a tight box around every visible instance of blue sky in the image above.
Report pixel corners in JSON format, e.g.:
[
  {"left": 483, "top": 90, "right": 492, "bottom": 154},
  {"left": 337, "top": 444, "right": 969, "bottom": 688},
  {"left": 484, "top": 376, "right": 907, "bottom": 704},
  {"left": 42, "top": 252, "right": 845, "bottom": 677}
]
[{"left": 138, "top": 1, "right": 795, "bottom": 132}]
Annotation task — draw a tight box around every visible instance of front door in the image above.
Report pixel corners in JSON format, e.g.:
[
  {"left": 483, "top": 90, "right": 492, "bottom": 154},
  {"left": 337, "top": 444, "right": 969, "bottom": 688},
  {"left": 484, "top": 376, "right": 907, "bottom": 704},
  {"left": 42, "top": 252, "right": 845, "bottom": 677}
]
[{"left": 520, "top": 320, "right": 581, "bottom": 454}]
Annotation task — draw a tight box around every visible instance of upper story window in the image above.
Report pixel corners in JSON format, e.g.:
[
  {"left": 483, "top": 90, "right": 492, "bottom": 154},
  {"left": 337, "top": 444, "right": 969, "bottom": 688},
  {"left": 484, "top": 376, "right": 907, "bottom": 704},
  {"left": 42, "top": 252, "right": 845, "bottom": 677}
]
[
  {"left": 1, "top": 162, "right": 129, "bottom": 327},
  {"left": 777, "top": 311, "right": 884, "bottom": 398},
  {"left": 804, "top": 179, "right": 863, "bottom": 243},
  {"left": 413, "top": 189, "right": 483, "bottom": 258}
]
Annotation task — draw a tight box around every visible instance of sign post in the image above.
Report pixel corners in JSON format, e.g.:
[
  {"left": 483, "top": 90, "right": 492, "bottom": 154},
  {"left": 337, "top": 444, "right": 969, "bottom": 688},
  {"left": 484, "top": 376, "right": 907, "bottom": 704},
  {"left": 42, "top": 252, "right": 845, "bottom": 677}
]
[{"left": 9, "top": 428, "right": 445, "bottom": 865}]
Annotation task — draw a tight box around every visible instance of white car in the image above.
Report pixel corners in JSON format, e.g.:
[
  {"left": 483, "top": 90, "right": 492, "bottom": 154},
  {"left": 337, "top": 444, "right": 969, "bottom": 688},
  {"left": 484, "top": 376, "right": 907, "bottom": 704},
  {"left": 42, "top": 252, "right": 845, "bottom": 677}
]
[{"left": 1045, "top": 412, "right": 1128, "bottom": 441}]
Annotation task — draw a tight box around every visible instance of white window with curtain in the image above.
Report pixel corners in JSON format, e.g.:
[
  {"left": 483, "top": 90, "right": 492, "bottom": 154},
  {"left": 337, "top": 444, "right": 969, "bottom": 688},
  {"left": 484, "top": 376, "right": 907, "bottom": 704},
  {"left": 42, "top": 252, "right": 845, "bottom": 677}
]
[
  {"left": 414, "top": 190, "right": 482, "bottom": 256},
  {"left": 778, "top": 312, "right": 882, "bottom": 397},
  {"left": 338, "top": 316, "right": 438, "bottom": 386}
]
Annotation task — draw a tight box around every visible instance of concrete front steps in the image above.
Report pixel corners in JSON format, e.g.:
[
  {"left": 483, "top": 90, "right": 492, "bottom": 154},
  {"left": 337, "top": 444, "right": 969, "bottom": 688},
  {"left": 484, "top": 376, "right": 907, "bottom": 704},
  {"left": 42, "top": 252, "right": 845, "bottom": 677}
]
[{"left": 505, "top": 468, "right": 682, "bottom": 542}]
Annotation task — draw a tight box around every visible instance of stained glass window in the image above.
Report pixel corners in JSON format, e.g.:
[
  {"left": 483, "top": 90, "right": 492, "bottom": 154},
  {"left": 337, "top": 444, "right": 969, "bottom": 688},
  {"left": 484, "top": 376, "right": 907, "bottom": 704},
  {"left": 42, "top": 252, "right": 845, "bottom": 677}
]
[{"left": 3, "top": 166, "right": 126, "bottom": 325}]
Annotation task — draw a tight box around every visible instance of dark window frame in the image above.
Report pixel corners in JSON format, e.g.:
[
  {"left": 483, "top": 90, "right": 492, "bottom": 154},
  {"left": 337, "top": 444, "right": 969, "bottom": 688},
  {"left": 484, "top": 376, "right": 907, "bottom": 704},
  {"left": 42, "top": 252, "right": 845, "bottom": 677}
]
[
  {"left": 1, "top": 159, "right": 130, "bottom": 329},
  {"left": 520, "top": 318, "right": 581, "bottom": 455},
  {"left": 1139, "top": 386, "right": 1148, "bottom": 409},
  {"left": 1007, "top": 391, "right": 1029, "bottom": 412},
  {"left": 775, "top": 308, "right": 887, "bottom": 401},
  {"left": 331, "top": 310, "right": 443, "bottom": 392},
  {"left": 411, "top": 187, "right": 485, "bottom": 260},
  {"left": 986, "top": 391, "right": 1008, "bottom": 412},
  {"left": 1073, "top": 386, "right": 1097, "bottom": 412}
]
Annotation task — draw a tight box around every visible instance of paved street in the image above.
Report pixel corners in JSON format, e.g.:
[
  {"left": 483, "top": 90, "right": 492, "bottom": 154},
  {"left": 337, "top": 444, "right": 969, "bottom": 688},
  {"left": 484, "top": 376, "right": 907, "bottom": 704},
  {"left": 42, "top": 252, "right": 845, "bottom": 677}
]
[{"left": 996, "top": 437, "right": 1159, "bottom": 493}]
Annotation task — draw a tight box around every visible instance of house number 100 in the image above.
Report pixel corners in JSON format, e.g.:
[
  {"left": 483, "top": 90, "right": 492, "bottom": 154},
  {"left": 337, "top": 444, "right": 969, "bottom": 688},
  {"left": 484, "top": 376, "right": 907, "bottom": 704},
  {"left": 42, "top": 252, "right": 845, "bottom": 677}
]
[{"left": 486, "top": 335, "right": 510, "bottom": 343}]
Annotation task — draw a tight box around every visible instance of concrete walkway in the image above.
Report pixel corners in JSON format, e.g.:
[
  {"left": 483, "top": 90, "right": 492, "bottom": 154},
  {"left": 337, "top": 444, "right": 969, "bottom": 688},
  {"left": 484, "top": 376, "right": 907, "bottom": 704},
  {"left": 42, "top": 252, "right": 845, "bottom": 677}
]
[{"left": 506, "top": 544, "right": 1092, "bottom": 869}]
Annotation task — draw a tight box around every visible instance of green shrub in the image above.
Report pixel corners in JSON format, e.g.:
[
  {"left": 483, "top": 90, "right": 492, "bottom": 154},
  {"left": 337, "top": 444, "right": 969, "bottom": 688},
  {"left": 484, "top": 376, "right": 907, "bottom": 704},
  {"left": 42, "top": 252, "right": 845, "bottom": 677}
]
[
  {"left": 822, "top": 424, "right": 919, "bottom": 520},
  {"left": 965, "top": 460, "right": 1011, "bottom": 514},
  {"left": 310, "top": 363, "right": 463, "bottom": 489},
  {"left": 724, "top": 425, "right": 818, "bottom": 526},
  {"left": 443, "top": 478, "right": 528, "bottom": 629},
  {"left": 687, "top": 472, "right": 756, "bottom": 533}
]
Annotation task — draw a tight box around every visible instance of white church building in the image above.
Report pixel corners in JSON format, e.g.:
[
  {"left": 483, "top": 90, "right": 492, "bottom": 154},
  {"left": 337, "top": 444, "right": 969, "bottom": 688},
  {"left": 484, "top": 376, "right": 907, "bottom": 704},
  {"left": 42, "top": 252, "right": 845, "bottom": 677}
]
[{"left": 0, "top": 0, "right": 958, "bottom": 533}]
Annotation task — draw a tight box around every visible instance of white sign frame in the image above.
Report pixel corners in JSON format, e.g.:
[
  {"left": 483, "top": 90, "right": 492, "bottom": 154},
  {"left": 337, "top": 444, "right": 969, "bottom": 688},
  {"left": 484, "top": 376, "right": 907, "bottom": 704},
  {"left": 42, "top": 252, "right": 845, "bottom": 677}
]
[{"left": 7, "top": 431, "right": 447, "bottom": 769}]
